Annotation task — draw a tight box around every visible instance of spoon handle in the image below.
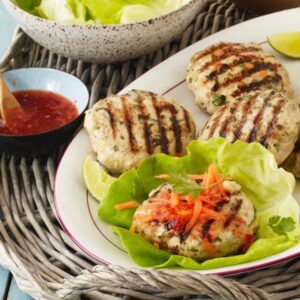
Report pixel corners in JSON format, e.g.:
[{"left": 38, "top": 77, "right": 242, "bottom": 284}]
[{"left": 0, "top": 74, "right": 21, "bottom": 123}]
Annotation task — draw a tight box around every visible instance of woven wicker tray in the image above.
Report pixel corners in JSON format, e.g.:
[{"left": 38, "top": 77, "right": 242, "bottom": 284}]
[{"left": 0, "top": 1, "right": 299, "bottom": 299}]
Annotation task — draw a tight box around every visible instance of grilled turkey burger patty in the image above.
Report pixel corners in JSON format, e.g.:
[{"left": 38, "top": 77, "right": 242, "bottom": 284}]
[
  {"left": 198, "top": 90, "right": 300, "bottom": 164},
  {"left": 187, "top": 42, "right": 293, "bottom": 114},
  {"left": 133, "top": 182, "right": 255, "bottom": 261},
  {"left": 84, "top": 90, "right": 196, "bottom": 174}
]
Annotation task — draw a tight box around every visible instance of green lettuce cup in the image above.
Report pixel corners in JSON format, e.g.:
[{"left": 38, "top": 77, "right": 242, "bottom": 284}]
[{"left": 98, "top": 138, "right": 300, "bottom": 269}]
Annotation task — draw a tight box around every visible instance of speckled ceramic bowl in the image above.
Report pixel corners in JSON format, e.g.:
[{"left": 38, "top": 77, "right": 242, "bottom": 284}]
[{"left": 3, "top": 0, "right": 204, "bottom": 63}]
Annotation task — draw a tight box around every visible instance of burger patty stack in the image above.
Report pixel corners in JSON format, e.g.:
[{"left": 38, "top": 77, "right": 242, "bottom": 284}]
[{"left": 187, "top": 42, "right": 300, "bottom": 173}]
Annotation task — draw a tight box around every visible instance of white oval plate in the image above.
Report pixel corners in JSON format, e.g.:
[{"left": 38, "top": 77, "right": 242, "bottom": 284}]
[{"left": 55, "top": 8, "right": 300, "bottom": 275}]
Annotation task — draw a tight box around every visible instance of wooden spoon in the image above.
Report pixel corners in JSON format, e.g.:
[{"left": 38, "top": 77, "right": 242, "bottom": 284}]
[{"left": 0, "top": 73, "right": 23, "bottom": 126}]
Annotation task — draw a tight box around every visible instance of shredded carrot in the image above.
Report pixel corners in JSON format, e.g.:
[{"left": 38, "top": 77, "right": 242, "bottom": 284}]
[
  {"left": 155, "top": 174, "right": 170, "bottom": 179},
  {"left": 170, "top": 192, "right": 179, "bottom": 207},
  {"left": 177, "top": 209, "right": 193, "bottom": 217},
  {"left": 185, "top": 196, "right": 203, "bottom": 232},
  {"left": 188, "top": 174, "right": 205, "bottom": 180},
  {"left": 201, "top": 207, "right": 225, "bottom": 221},
  {"left": 130, "top": 221, "right": 136, "bottom": 233},
  {"left": 145, "top": 163, "right": 233, "bottom": 233},
  {"left": 207, "top": 164, "right": 220, "bottom": 186},
  {"left": 185, "top": 194, "right": 195, "bottom": 204},
  {"left": 114, "top": 201, "right": 139, "bottom": 210},
  {"left": 201, "top": 197, "right": 220, "bottom": 207},
  {"left": 202, "top": 172, "right": 210, "bottom": 189}
]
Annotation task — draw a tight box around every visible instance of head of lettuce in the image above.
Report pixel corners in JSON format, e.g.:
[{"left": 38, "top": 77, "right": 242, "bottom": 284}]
[
  {"left": 97, "top": 138, "right": 300, "bottom": 269},
  {"left": 15, "top": 0, "right": 190, "bottom": 25}
]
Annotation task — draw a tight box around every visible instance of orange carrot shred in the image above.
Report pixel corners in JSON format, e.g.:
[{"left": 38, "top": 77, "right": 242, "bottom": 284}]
[
  {"left": 206, "top": 164, "right": 219, "bottom": 186},
  {"left": 201, "top": 206, "right": 224, "bottom": 220},
  {"left": 130, "top": 221, "right": 136, "bottom": 233},
  {"left": 170, "top": 192, "right": 179, "bottom": 207},
  {"left": 140, "top": 164, "right": 230, "bottom": 233},
  {"left": 188, "top": 174, "right": 205, "bottom": 180},
  {"left": 202, "top": 172, "right": 208, "bottom": 188},
  {"left": 201, "top": 197, "right": 219, "bottom": 207},
  {"left": 114, "top": 201, "right": 139, "bottom": 210},
  {"left": 186, "top": 194, "right": 195, "bottom": 204},
  {"left": 185, "top": 196, "right": 202, "bottom": 232},
  {"left": 177, "top": 210, "right": 193, "bottom": 217}
]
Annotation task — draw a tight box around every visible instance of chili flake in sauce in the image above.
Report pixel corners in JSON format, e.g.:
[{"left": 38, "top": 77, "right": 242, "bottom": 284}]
[{"left": 1, "top": 90, "right": 78, "bottom": 135}]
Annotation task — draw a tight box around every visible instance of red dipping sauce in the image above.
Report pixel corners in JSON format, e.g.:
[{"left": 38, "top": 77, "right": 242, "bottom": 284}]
[{"left": 1, "top": 90, "right": 79, "bottom": 136}]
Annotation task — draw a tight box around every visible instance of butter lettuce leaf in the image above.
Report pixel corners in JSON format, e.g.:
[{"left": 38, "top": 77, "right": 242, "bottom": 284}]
[
  {"left": 114, "top": 227, "right": 298, "bottom": 269},
  {"left": 98, "top": 138, "right": 299, "bottom": 269},
  {"left": 16, "top": 0, "right": 190, "bottom": 24},
  {"left": 15, "top": 0, "right": 42, "bottom": 15}
]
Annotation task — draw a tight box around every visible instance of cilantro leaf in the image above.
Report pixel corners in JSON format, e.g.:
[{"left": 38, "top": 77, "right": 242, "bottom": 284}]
[
  {"left": 212, "top": 94, "right": 226, "bottom": 106},
  {"left": 268, "top": 216, "right": 295, "bottom": 236},
  {"left": 165, "top": 167, "right": 202, "bottom": 197},
  {"left": 268, "top": 215, "right": 281, "bottom": 226}
]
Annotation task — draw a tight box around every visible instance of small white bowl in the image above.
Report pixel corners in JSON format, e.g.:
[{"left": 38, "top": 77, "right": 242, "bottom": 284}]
[
  {"left": 1, "top": 68, "right": 89, "bottom": 156},
  {"left": 3, "top": 0, "right": 204, "bottom": 63}
]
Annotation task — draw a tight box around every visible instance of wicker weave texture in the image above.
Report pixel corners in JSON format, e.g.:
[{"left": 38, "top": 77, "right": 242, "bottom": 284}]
[{"left": 0, "top": 1, "right": 298, "bottom": 299}]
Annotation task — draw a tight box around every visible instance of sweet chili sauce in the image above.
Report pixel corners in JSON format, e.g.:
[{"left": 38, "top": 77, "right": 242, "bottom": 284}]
[{"left": 0, "top": 90, "right": 79, "bottom": 135}]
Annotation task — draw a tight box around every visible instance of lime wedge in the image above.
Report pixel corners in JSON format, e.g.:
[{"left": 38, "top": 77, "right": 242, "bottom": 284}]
[
  {"left": 268, "top": 32, "right": 300, "bottom": 58},
  {"left": 83, "top": 156, "right": 117, "bottom": 202}
]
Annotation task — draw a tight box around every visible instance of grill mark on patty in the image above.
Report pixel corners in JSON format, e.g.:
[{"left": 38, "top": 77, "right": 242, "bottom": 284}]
[
  {"left": 160, "top": 103, "right": 182, "bottom": 154},
  {"left": 136, "top": 98, "right": 153, "bottom": 154},
  {"left": 214, "top": 200, "right": 228, "bottom": 212},
  {"left": 201, "top": 219, "right": 215, "bottom": 239},
  {"left": 205, "top": 55, "right": 270, "bottom": 81},
  {"left": 232, "top": 94, "right": 258, "bottom": 141},
  {"left": 199, "top": 45, "right": 262, "bottom": 73},
  {"left": 231, "top": 74, "right": 282, "bottom": 98},
  {"left": 219, "top": 101, "right": 242, "bottom": 139},
  {"left": 101, "top": 103, "right": 116, "bottom": 138},
  {"left": 246, "top": 91, "right": 273, "bottom": 142},
  {"left": 224, "top": 199, "right": 243, "bottom": 228},
  {"left": 183, "top": 108, "right": 191, "bottom": 132},
  {"left": 212, "top": 61, "right": 279, "bottom": 92},
  {"left": 191, "top": 42, "right": 235, "bottom": 64},
  {"left": 260, "top": 98, "right": 285, "bottom": 147},
  {"left": 207, "top": 105, "right": 228, "bottom": 138},
  {"left": 150, "top": 93, "right": 182, "bottom": 154},
  {"left": 121, "top": 96, "right": 138, "bottom": 152},
  {"left": 180, "top": 231, "right": 190, "bottom": 242},
  {"left": 151, "top": 93, "right": 169, "bottom": 154}
]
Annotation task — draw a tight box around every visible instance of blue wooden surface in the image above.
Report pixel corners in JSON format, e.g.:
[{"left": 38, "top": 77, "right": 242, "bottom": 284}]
[
  {"left": 0, "top": 267, "right": 34, "bottom": 300},
  {"left": 0, "top": 0, "right": 17, "bottom": 59},
  {"left": 0, "top": 2, "right": 33, "bottom": 300},
  {"left": 7, "top": 278, "right": 32, "bottom": 300},
  {"left": 0, "top": 267, "right": 10, "bottom": 299}
]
